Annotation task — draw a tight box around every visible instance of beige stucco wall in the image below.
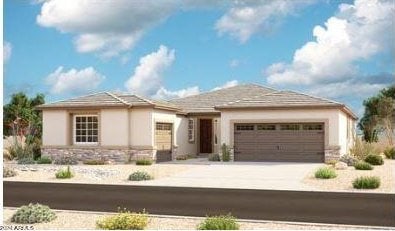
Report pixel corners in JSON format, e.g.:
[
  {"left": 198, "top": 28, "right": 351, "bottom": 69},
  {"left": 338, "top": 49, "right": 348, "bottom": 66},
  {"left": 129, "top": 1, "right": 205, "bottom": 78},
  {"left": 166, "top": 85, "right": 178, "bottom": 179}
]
[
  {"left": 175, "top": 115, "right": 197, "bottom": 156},
  {"left": 42, "top": 110, "right": 69, "bottom": 146},
  {"left": 220, "top": 108, "right": 353, "bottom": 156},
  {"left": 129, "top": 108, "right": 153, "bottom": 147},
  {"left": 100, "top": 109, "right": 129, "bottom": 146}
]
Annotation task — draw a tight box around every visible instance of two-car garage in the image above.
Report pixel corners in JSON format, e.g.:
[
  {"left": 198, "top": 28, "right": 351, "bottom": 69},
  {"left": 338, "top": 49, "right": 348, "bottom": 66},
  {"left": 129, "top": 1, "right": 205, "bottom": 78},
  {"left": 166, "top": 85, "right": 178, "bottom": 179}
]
[{"left": 234, "top": 123, "right": 325, "bottom": 163}]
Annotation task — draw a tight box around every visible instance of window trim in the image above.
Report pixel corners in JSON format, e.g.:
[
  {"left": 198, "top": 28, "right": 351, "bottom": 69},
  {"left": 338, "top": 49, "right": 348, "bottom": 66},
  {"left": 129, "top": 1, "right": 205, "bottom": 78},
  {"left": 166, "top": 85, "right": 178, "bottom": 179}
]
[
  {"left": 73, "top": 114, "right": 99, "bottom": 145},
  {"left": 188, "top": 118, "right": 195, "bottom": 142}
]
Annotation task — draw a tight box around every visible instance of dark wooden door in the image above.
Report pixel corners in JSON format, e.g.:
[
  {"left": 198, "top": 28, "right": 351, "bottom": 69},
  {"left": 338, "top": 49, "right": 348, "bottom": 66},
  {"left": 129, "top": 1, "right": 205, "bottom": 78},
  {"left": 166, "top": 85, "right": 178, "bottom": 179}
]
[{"left": 199, "top": 119, "right": 212, "bottom": 153}]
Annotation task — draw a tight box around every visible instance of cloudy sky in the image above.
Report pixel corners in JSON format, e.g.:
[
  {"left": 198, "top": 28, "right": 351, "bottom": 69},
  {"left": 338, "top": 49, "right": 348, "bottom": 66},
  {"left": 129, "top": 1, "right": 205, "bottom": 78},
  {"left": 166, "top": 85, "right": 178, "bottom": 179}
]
[{"left": 4, "top": 0, "right": 394, "bottom": 116}]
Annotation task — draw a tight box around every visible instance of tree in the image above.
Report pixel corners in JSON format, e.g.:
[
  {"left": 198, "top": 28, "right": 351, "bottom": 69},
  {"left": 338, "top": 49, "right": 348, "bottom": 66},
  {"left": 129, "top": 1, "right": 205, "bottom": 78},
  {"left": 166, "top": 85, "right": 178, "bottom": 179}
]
[
  {"left": 359, "top": 85, "right": 395, "bottom": 145},
  {"left": 3, "top": 92, "right": 45, "bottom": 147}
]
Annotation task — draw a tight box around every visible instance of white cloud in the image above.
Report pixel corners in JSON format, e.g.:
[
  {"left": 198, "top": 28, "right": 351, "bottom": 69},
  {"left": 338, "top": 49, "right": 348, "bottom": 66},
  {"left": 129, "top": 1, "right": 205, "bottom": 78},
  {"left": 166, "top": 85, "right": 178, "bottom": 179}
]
[
  {"left": 37, "top": 0, "right": 177, "bottom": 57},
  {"left": 125, "top": 45, "right": 175, "bottom": 96},
  {"left": 3, "top": 41, "right": 12, "bottom": 63},
  {"left": 212, "top": 80, "right": 239, "bottom": 91},
  {"left": 153, "top": 86, "right": 200, "bottom": 99},
  {"left": 215, "top": 0, "right": 315, "bottom": 43},
  {"left": 266, "top": 0, "right": 395, "bottom": 86},
  {"left": 46, "top": 66, "right": 105, "bottom": 94}
]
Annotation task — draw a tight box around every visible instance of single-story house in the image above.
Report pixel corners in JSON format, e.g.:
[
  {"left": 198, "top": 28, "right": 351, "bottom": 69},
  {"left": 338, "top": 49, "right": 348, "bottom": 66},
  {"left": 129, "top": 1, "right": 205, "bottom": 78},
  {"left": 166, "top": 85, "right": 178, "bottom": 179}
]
[{"left": 37, "top": 84, "right": 357, "bottom": 163}]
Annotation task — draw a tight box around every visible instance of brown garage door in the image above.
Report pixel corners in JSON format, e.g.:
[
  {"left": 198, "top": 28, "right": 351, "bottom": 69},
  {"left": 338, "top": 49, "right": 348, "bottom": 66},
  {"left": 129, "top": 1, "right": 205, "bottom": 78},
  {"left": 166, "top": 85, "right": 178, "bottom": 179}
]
[
  {"left": 234, "top": 123, "right": 324, "bottom": 162},
  {"left": 155, "top": 123, "right": 172, "bottom": 162}
]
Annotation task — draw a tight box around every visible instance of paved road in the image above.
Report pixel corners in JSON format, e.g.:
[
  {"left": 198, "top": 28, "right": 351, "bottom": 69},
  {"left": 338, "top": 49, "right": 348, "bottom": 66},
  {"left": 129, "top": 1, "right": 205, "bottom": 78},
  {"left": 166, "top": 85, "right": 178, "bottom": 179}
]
[{"left": 4, "top": 181, "right": 395, "bottom": 227}]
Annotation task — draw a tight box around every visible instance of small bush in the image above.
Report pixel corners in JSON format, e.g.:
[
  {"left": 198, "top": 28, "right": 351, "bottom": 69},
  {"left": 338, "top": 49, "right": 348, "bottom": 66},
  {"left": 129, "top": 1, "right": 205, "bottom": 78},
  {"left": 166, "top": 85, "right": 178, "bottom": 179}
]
[
  {"left": 135, "top": 159, "right": 153, "bottom": 165},
  {"left": 3, "top": 166, "right": 17, "bottom": 178},
  {"left": 83, "top": 159, "right": 106, "bottom": 165},
  {"left": 221, "top": 143, "right": 231, "bottom": 162},
  {"left": 384, "top": 147, "right": 395, "bottom": 159},
  {"left": 55, "top": 166, "right": 74, "bottom": 179},
  {"left": 176, "top": 155, "right": 188, "bottom": 160},
  {"left": 53, "top": 156, "right": 78, "bottom": 165},
  {"left": 17, "top": 157, "right": 36, "bottom": 165},
  {"left": 197, "top": 214, "right": 239, "bottom": 230},
  {"left": 364, "top": 154, "right": 384, "bottom": 165},
  {"left": 128, "top": 171, "right": 153, "bottom": 181},
  {"left": 339, "top": 154, "right": 357, "bottom": 166},
  {"left": 326, "top": 159, "right": 338, "bottom": 166},
  {"left": 208, "top": 153, "right": 220, "bottom": 161},
  {"left": 11, "top": 203, "right": 56, "bottom": 224},
  {"left": 96, "top": 210, "right": 148, "bottom": 230},
  {"left": 314, "top": 167, "right": 337, "bottom": 179},
  {"left": 353, "top": 176, "right": 380, "bottom": 189},
  {"left": 36, "top": 156, "right": 52, "bottom": 164},
  {"left": 354, "top": 161, "right": 373, "bottom": 170}
]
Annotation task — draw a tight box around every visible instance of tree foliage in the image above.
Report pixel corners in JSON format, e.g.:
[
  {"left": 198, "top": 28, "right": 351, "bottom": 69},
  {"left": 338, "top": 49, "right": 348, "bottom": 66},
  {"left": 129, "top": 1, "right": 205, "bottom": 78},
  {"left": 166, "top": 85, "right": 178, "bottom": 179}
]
[{"left": 359, "top": 85, "right": 395, "bottom": 145}]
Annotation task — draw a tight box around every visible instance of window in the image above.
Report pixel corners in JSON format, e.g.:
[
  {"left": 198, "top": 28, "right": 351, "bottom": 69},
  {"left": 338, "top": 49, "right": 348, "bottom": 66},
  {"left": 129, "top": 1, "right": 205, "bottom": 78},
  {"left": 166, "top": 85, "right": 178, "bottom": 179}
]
[
  {"left": 257, "top": 124, "right": 276, "bottom": 130},
  {"left": 303, "top": 124, "right": 323, "bottom": 130},
  {"left": 188, "top": 119, "right": 195, "bottom": 142},
  {"left": 74, "top": 115, "right": 98, "bottom": 144},
  {"left": 236, "top": 125, "right": 255, "bottom": 130},
  {"left": 280, "top": 124, "right": 300, "bottom": 130},
  {"left": 156, "top": 123, "right": 172, "bottom": 130}
]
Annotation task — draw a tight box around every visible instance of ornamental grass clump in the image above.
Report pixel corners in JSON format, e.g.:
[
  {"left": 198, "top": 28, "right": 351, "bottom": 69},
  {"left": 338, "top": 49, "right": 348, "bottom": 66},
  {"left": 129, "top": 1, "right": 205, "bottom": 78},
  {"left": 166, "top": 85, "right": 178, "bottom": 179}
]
[
  {"left": 364, "top": 154, "right": 384, "bottom": 165},
  {"left": 353, "top": 176, "right": 380, "bottom": 189},
  {"left": 135, "top": 159, "right": 153, "bottom": 165},
  {"left": 3, "top": 166, "right": 17, "bottom": 178},
  {"left": 197, "top": 214, "right": 240, "bottom": 230},
  {"left": 314, "top": 167, "right": 337, "bottom": 179},
  {"left": 128, "top": 171, "right": 153, "bottom": 181},
  {"left": 36, "top": 156, "right": 52, "bottom": 164},
  {"left": 96, "top": 209, "right": 148, "bottom": 230},
  {"left": 384, "top": 147, "right": 395, "bottom": 159},
  {"left": 11, "top": 203, "right": 56, "bottom": 224},
  {"left": 55, "top": 166, "right": 74, "bottom": 179},
  {"left": 354, "top": 161, "right": 373, "bottom": 170}
]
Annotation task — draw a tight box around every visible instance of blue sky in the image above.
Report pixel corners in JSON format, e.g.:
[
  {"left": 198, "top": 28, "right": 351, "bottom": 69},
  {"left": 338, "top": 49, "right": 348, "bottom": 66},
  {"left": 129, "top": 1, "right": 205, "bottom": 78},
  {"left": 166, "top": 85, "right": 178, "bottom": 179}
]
[{"left": 3, "top": 0, "right": 394, "bottom": 116}]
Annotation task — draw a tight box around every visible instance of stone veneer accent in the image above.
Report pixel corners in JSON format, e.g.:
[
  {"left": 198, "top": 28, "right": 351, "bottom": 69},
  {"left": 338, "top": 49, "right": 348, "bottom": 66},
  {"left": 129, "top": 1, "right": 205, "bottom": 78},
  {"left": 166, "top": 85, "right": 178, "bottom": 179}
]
[
  {"left": 324, "top": 145, "right": 341, "bottom": 163},
  {"left": 41, "top": 147, "right": 154, "bottom": 164}
]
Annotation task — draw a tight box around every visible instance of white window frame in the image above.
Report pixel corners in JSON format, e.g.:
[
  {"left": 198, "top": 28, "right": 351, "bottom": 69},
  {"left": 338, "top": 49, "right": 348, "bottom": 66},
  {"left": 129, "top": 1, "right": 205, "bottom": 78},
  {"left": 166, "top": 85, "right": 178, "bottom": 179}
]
[
  {"left": 188, "top": 118, "right": 195, "bottom": 142},
  {"left": 73, "top": 114, "right": 99, "bottom": 145}
]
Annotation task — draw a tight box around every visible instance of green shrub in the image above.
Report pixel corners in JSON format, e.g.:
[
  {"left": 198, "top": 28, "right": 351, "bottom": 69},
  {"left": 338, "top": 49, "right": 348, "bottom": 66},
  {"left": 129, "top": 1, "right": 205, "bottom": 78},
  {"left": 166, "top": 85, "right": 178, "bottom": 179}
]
[
  {"left": 197, "top": 214, "right": 239, "bottom": 230},
  {"left": 9, "top": 144, "right": 33, "bottom": 160},
  {"left": 55, "top": 166, "right": 74, "bottom": 179},
  {"left": 354, "top": 161, "right": 373, "bottom": 170},
  {"left": 208, "top": 153, "right": 220, "bottom": 161},
  {"left": 3, "top": 166, "right": 17, "bottom": 178},
  {"left": 83, "top": 159, "right": 106, "bottom": 165},
  {"left": 53, "top": 156, "right": 78, "bottom": 165},
  {"left": 314, "top": 167, "right": 337, "bottom": 179},
  {"left": 36, "top": 156, "right": 52, "bottom": 164},
  {"left": 17, "top": 157, "right": 36, "bottom": 165},
  {"left": 135, "top": 159, "right": 153, "bottom": 165},
  {"left": 96, "top": 210, "right": 148, "bottom": 230},
  {"left": 384, "top": 147, "right": 395, "bottom": 159},
  {"left": 221, "top": 144, "right": 231, "bottom": 162},
  {"left": 128, "top": 171, "right": 153, "bottom": 181},
  {"left": 353, "top": 176, "right": 380, "bottom": 189},
  {"left": 11, "top": 203, "right": 56, "bottom": 224},
  {"left": 176, "top": 155, "right": 188, "bottom": 160},
  {"left": 339, "top": 154, "right": 357, "bottom": 166},
  {"left": 364, "top": 154, "right": 383, "bottom": 165}
]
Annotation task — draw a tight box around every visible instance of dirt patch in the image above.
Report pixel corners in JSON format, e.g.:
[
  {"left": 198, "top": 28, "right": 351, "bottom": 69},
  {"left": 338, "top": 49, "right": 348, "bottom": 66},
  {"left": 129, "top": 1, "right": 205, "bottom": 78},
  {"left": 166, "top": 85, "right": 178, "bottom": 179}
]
[{"left": 303, "top": 159, "right": 395, "bottom": 193}]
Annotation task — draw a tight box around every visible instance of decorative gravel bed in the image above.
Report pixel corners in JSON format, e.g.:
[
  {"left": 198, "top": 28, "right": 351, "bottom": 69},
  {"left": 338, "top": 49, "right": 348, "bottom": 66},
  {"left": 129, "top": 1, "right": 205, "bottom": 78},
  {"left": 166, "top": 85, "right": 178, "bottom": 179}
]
[
  {"left": 3, "top": 163, "right": 193, "bottom": 184},
  {"left": 3, "top": 208, "right": 383, "bottom": 230},
  {"left": 303, "top": 159, "right": 395, "bottom": 193}
]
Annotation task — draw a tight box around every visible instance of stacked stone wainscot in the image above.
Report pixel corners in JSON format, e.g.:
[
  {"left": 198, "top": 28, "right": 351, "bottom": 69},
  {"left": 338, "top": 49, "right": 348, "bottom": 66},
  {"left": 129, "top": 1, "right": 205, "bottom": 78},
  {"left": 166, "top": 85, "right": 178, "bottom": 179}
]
[{"left": 41, "top": 147, "right": 154, "bottom": 164}]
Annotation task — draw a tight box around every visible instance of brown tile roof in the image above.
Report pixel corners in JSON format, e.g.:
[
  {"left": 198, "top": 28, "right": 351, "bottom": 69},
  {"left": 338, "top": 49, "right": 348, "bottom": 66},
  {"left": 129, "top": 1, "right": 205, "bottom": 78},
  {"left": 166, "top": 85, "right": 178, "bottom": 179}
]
[
  {"left": 169, "top": 84, "right": 277, "bottom": 113},
  {"left": 37, "top": 92, "right": 180, "bottom": 111}
]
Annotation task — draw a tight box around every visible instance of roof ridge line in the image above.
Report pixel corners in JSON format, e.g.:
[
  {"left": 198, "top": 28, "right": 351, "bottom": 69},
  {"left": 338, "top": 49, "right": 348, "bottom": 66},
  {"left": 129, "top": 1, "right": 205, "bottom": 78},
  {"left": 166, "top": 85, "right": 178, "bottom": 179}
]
[
  {"left": 285, "top": 90, "right": 343, "bottom": 105},
  {"left": 132, "top": 94, "right": 155, "bottom": 105},
  {"left": 40, "top": 91, "right": 109, "bottom": 106},
  {"left": 106, "top": 92, "right": 131, "bottom": 106}
]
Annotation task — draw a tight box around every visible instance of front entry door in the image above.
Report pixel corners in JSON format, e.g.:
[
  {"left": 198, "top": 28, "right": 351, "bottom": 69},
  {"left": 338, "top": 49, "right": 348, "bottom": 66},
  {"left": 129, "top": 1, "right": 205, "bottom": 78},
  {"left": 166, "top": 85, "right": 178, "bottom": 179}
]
[{"left": 200, "top": 119, "right": 212, "bottom": 153}]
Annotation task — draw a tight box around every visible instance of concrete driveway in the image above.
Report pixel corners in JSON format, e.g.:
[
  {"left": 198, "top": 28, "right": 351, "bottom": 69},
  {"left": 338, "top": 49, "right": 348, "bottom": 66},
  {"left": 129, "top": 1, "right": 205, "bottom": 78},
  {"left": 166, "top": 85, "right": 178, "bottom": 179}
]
[{"left": 139, "top": 161, "right": 323, "bottom": 191}]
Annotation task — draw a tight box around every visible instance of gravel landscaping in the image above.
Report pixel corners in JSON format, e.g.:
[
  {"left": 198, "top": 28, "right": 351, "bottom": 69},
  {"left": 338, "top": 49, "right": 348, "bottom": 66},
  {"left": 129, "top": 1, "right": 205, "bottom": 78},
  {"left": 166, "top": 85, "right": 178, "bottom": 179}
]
[
  {"left": 3, "top": 163, "right": 194, "bottom": 185},
  {"left": 303, "top": 159, "right": 395, "bottom": 193},
  {"left": 3, "top": 208, "right": 386, "bottom": 230}
]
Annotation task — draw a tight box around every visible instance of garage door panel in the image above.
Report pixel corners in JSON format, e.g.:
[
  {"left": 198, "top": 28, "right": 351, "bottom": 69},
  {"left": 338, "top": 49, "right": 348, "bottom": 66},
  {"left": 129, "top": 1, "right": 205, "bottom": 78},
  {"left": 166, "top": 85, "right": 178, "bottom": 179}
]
[
  {"left": 155, "top": 123, "right": 172, "bottom": 163},
  {"left": 234, "top": 123, "right": 324, "bottom": 162}
]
